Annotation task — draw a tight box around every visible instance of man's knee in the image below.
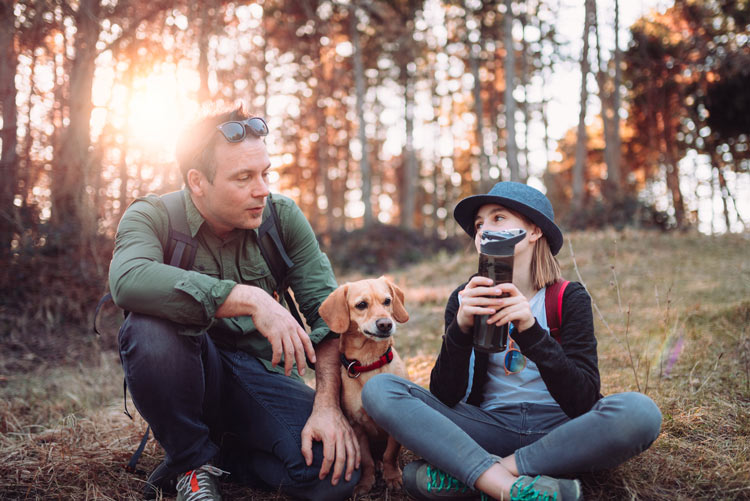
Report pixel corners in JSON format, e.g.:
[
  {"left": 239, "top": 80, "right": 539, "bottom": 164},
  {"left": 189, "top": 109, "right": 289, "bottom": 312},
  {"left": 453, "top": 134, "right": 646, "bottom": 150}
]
[
  {"left": 287, "top": 469, "right": 361, "bottom": 501},
  {"left": 119, "top": 313, "right": 196, "bottom": 364}
]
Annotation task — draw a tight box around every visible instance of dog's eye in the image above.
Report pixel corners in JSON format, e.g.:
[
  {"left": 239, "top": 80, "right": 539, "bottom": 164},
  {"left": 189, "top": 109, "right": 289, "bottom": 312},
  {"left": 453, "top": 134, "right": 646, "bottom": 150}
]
[
  {"left": 355, "top": 301, "right": 368, "bottom": 310},
  {"left": 384, "top": 298, "right": 392, "bottom": 306}
]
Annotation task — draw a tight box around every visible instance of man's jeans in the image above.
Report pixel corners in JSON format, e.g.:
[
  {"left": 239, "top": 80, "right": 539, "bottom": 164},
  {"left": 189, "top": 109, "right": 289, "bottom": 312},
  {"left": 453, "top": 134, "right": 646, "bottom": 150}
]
[
  {"left": 362, "top": 373, "right": 662, "bottom": 488},
  {"left": 118, "top": 313, "right": 358, "bottom": 500}
]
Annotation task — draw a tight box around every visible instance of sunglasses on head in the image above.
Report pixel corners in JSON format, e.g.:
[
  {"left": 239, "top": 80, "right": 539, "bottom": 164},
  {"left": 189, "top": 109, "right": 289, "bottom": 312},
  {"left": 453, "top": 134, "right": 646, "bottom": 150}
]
[{"left": 216, "top": 117, "right": 269, "bottom": 142}]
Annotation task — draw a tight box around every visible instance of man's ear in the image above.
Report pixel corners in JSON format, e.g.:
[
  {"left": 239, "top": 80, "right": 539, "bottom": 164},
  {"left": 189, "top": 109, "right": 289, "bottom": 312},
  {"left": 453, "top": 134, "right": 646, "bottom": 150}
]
[
  {"left": 186, "top": 168, "right": 205, "bottom": 196},
  {"left": 319, "top": 285, "right": 350, "bottom": 334},
  {"left": 382, "top": 276, "right": 409, "bottom": 324}
]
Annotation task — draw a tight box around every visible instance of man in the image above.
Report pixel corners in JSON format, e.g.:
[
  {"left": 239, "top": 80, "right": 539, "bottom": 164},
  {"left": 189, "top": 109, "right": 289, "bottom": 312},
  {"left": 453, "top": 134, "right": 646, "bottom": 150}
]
[{"left": 109, "top": 105, "right": 360, "bottom": 501}]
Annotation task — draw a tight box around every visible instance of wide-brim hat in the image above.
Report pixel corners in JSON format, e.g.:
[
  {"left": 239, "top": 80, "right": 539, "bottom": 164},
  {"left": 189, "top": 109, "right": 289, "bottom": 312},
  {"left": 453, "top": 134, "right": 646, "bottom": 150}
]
[{"left": 453, "top": 181, "right": 563, "bottom": 255}]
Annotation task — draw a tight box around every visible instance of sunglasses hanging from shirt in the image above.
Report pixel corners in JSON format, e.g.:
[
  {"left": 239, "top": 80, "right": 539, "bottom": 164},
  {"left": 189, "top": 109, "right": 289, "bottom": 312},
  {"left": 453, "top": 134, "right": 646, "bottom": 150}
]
[{"left": 503, "top": 324, "right": 527, "bottom": 375}]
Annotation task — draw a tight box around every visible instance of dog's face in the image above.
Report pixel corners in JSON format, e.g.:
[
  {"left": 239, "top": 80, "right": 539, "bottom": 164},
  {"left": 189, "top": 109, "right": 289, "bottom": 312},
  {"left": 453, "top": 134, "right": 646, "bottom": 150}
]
[{"left": 319, "top": 276, "right": 409, "bottom": 341}]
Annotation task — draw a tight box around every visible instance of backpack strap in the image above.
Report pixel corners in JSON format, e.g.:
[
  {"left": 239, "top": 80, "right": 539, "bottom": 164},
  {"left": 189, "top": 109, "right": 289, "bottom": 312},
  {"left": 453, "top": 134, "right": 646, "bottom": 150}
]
[
  {"left": 93, "top": 191, "right": 196, "bottom": 336},
  {"left": 257, "top": 193, "right": 305, "bottom": 329},
  {"left": 161, "top": 190, "right": 198, "bottom": 269},
  {"left": 545, "top": 279, "right": 570, "bottom": 344}
]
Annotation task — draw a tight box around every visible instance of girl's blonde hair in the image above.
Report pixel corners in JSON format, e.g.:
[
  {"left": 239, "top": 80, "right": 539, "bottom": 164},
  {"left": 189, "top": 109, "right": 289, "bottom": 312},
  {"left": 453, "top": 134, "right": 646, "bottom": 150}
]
[{"left": 530, "top": 235, "right": 562, "bottom": 290}]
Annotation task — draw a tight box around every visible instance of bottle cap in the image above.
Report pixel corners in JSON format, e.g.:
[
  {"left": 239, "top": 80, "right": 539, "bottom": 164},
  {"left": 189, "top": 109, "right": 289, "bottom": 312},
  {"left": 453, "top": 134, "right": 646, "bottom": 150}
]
[{"left": 479, "top": 229, "right": 527, "bottom": 256}]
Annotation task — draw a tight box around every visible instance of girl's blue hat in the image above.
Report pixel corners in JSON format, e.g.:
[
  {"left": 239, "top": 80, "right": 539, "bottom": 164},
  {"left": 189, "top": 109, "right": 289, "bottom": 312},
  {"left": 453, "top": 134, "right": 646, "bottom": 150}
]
[{"left": 453, "top": 181, "right": 563, "bottom": 255}]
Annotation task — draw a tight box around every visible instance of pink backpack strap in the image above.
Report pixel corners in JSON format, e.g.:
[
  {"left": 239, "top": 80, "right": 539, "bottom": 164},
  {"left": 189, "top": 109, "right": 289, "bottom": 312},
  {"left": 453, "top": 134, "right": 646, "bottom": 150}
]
[{"left": 545, "top": 279, "right": 570, "bottom": 344}]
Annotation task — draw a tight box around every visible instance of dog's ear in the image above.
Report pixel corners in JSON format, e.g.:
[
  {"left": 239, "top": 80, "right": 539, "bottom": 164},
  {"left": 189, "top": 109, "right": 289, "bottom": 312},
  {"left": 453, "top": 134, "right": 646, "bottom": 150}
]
[
  {"left": 383, "top": 277, "right": 409, "bottom": 324},
  {"left": 319, "top": 284, "right": 350, "bottom": 333}
]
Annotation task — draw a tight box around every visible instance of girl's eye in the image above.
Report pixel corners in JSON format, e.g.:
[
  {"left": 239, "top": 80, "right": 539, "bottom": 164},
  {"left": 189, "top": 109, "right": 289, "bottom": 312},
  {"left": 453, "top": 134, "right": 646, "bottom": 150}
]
[
  {"left": 494, "top": 215, "right": 504, "bottom": 222},
  {"left": 475, "top": 221, "right": 483, "bottom": 231},
  {"left": 384, "top": 298, "right": 392, "bottom": 306},
  {"left": 355, "top": 301, "right": 368, "bottom": 310}
]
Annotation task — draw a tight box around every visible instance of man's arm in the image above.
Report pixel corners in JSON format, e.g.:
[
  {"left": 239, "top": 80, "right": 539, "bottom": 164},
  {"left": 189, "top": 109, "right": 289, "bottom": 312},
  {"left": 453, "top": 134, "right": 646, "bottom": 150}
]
[
  {"left": 216, "top": 283, "right": 316, "bottom": 377},
  {"left": 300, "top": 337, "right": 361, "bottom": 485},
  {"left": 109, "top": 197, "right": 234, "bottom": 328}
]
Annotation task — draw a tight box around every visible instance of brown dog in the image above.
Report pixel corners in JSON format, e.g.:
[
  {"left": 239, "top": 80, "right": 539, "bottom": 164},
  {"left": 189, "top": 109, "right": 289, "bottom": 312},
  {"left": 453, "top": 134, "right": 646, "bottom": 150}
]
[{"left": 318, "top": 276, "right": 409, "bottom": 496}]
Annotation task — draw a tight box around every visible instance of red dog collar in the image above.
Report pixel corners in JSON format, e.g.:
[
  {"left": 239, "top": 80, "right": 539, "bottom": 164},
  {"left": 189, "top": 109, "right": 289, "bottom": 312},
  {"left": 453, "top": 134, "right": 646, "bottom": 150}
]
[{"left": 340, "top": 346, "right": 394, "bottom": 378}]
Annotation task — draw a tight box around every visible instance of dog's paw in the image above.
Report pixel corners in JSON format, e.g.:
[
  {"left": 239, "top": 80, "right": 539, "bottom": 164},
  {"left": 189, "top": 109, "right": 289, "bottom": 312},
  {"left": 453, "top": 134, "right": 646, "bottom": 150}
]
[
  {"left": 383, "top": 466, "right": 403, "bottom": 490},
  {"left": 385, "top": 476, "right": 403, "bottom": 491},
  {"left": 353, "top": 477, "right": 376, "bottom": 498}
]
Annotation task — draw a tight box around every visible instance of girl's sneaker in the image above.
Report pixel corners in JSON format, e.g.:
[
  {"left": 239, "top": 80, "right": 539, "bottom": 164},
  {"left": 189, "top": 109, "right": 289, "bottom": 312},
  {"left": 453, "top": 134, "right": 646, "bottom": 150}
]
[
  {"left": 402, "top": 460, "right": 478, "bottom": 500},
  {"left": 510, "top": 475, "right": 582, "bottom": 501}
]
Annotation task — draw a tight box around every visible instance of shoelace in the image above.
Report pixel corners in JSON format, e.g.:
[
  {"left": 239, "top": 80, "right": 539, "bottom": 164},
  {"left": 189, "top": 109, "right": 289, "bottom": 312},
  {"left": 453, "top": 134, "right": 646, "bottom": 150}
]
[
  {"left": 175, "top": 465, "right": 229, "bottom": 501},
  {"left": 510, "top": 475, "right": 558, "bottom": 501},
  {"left": 426, "top": 465, "right": 470, "bottom": 494}
]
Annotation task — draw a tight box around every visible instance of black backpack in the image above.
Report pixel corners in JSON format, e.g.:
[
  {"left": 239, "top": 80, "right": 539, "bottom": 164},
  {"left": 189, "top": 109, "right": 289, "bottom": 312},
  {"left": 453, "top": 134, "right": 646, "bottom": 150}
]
[{"left": 94, "top": 190, "right": 304, "bottom": 473}]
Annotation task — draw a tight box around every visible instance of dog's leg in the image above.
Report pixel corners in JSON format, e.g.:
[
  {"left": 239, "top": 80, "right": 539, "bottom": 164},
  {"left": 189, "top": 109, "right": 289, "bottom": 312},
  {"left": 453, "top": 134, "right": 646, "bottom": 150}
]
[
  {"left": 382, "top": 436, "right": 403, "bottom": 490},
  {"left": 353, "top": 427, "right": 376, "bottom": 498}
]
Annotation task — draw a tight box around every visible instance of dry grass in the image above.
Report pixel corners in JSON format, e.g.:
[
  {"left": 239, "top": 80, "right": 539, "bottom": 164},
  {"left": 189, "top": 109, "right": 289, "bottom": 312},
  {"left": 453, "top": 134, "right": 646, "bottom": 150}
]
[{"left": 1, "top": 229, "right": 749, "bottom": 500}]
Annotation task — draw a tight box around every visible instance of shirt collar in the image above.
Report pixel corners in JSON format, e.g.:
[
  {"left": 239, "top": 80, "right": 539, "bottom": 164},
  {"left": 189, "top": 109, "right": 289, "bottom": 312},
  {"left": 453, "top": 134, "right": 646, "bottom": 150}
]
[{"left": 183, "top": 189, "right": 206, "bottom": 238}]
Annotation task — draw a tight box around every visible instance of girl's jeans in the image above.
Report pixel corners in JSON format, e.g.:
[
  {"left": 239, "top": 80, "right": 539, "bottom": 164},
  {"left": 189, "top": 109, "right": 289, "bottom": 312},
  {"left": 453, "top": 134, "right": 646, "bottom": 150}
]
[
  {"left": 362, "top": 373, "right": 661, "bottom": 488},
  {"left": 118, "top": 312, "right": 358, "bottom": 501}
]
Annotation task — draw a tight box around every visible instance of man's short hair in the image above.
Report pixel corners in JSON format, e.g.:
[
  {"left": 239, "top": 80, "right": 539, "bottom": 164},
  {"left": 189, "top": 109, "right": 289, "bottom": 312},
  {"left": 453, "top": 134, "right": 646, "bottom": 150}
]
[{"left": 175, "top": 104, "right": 251, "bottom": 185}]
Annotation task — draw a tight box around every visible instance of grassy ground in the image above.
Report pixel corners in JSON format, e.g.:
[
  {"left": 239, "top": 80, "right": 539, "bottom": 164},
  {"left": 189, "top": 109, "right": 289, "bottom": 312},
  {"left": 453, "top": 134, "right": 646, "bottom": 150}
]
[{"left": 1, "top": 229, "right": 749, "bottom": 500}]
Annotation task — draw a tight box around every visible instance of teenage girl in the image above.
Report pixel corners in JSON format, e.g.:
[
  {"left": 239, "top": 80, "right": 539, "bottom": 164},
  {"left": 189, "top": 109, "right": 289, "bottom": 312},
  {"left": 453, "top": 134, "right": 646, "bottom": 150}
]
[{"left": 361, "top": 182, "right": 662, "bottom": 501}]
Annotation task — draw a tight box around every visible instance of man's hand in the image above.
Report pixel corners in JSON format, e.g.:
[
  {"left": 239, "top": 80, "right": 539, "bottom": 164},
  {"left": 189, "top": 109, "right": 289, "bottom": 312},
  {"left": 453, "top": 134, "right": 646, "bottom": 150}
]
[
  {"left": 301, "top": 405, "right": 361, "bottom": 485},
  {"left": 215, "top": 284, "right": 316, "bottom": 376},
  {"left": 301, "top": 337, "right": 361, "bottom": 484}
]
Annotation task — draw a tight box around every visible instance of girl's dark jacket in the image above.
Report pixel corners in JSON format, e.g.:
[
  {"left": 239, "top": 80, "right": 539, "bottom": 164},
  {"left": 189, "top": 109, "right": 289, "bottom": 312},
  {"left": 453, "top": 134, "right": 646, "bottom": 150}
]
[{"left": 429, "top": 281, "right": 603, "bottom": 418}]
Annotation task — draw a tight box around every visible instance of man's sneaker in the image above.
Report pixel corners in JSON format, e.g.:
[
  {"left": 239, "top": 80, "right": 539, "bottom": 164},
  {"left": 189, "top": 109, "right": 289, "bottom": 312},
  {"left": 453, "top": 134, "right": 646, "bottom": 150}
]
[
  {"left": 143, "top": 460, "right": 177, "bottom": 500},
  {"left": 510, "top": 475, "right": 582, "bottom": 501},
  {"left": 175, "top": 464, "right": 229, "bottom": 501},
  {"left": 402, "top": 460, "right": 478, "bottom": 500}
]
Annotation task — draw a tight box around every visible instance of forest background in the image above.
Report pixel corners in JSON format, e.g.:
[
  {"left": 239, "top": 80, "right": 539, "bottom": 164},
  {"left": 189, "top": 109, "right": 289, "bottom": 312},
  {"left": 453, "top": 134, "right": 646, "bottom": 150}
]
[{"left": 0, "top": 0, "right": 748, "bottom": 499}]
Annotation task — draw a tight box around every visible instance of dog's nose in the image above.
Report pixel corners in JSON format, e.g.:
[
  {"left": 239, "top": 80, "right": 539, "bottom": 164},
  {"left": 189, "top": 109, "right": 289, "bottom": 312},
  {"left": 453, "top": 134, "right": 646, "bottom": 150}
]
[{"left": 376, "top": 318, "right": 393, "bottom": 333}]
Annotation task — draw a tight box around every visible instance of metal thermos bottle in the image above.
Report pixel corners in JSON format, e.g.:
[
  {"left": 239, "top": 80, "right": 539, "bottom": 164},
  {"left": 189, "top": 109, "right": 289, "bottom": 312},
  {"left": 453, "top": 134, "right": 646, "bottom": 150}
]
[{"left": 472, "top": 229, "right": 527, "bottom": 353}]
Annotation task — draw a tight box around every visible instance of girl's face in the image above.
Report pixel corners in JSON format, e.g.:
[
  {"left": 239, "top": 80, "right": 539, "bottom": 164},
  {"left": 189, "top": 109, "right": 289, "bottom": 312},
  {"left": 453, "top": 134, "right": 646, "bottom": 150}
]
[{"left": 473, "top": 204, "right": 541, "bottom": 254}]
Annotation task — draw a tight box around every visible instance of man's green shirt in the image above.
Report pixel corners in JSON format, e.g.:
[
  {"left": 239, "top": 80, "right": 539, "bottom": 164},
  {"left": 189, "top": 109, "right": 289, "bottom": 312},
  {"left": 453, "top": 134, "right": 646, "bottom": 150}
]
[{"left": 108, "top": 191, "right": 338, "bottom": 378}]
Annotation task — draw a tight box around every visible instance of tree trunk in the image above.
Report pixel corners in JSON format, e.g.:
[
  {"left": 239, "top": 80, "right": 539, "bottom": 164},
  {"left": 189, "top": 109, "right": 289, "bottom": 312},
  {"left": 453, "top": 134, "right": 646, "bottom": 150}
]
[
  {"left": 611, "top": 0, "right": 622, "bottom": 191},
  {"left": 572, "top": 0, "right": 593, "bottom": 215},
  {"left": 0, "top": 0, "right": 18, "bottom": 256},
  {"left": 20, "top": 52, "right": 38, "bottom": 210},
  {"left": 196, "top": 0, "right": 212, "bottom": 104},
  {"left": 709, "top": 149, "right": 732, "bottom": 231},
  {"left": 488, "top": 65, "right": 500, "bottom": 175},
  {"left": 462, "top": 1, "right": 490, "bottom": 191},
  {"left": 401, "top": 58, "right": 418, "bottom": 229},
  {"left": 660, "top": 101, "right": 685, "bottom": 227},
  {"left": 118, "top": 72, "right": 134, "bottom": 223},
  {"left": 52, "top": 0, "right": 102, "bottom": 253},
  {"left": 594, "top": 0, "right": 621, "bottom": 199},
  {"left": 519, "top": 3, "right": 530, "bottom": 182},
  {"left": 350, "top": 4, "right": 372, "bottom": 227},
  {"left": 504, "top": 0, "right": 519, "bottom": 183},
  {"left": 541, "top": 97, "right": 551, "bottom": 171}
]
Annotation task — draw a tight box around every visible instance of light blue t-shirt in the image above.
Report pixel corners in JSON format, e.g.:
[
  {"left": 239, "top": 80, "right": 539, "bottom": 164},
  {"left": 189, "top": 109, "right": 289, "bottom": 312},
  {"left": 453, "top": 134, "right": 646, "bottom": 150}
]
[{"left": 461, "top": 287, "right": 559, "bottom": 410}]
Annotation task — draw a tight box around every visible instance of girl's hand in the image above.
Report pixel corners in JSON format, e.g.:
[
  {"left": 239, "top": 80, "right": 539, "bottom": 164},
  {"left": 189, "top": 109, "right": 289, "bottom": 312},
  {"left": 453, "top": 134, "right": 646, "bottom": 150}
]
[
  {"left": 488, "top": 283, "right": 536, "bottom": 333},
  {"left": 456, "top": 276, "right": 505, "bottom": 334}
]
